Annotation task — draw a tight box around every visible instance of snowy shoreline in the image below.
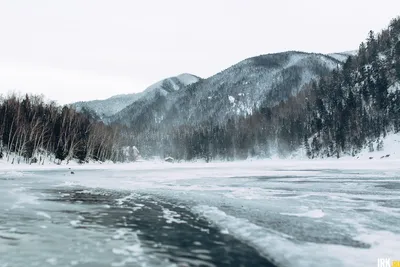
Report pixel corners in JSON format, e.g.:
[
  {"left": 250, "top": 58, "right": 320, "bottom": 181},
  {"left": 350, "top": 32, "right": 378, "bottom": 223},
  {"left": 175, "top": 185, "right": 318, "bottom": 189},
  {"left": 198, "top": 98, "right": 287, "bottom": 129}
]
[
  {"left": 1, "top": 155, "right": 399, "bottom": 172},
  {"left": 1, "top": 131, "right": 399, "bottom": 171}
]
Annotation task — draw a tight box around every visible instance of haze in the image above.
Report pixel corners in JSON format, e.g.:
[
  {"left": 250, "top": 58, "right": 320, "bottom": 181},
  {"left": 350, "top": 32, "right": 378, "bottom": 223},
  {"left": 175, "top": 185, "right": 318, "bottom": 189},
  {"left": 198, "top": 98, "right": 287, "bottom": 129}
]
[{"left": 0, "top": 0, "right": 399, "bottom": 104}]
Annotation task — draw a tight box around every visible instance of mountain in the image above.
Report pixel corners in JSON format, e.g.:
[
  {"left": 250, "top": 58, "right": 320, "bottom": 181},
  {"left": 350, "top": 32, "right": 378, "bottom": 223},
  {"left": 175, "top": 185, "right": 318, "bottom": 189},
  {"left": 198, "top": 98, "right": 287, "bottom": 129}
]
[
  {"left": 138, "top": 17, "right": 400, "bottom": 161},
  {"left": 73, "top": 73, "right": 201, "bottom": 119},
  {"left": 111, "top": 51, "right": 343, "bottom": 129},
  {"left": 73, "top": 93, "right": 140, "bottom": 119},
  {"left": 141, "top": 73, "right": 201, "bottom": 95}
]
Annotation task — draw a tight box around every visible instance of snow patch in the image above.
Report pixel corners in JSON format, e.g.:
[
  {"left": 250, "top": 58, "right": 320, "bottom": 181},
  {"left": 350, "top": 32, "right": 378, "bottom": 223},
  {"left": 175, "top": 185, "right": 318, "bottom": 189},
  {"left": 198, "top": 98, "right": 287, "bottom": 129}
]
[
  {"left": 354, "top": 132, "right": 400, "bottom": 160},
  {"left": 115, "top": 193, "right": 137, "bottom": 205},
  {"left": 70, "top": 220, "right": 81, "bottom": 227},
  {"left": 109, "top": 230, "right": 158, "bottom": 267},
  {"left": 176, "top": 73, "right": 200, "bottom": 85},
  {"left": 36, "top": 211, "right": 52, "bottom": 219},
  {"left": 280, "top": 209, "right": 325, "bottom": 218},
  {"left": 388, "top": 82, "right": 400, "bottom": 94},
  {"left": 161, "top": 208, "right": 186, "bottom": 224}
]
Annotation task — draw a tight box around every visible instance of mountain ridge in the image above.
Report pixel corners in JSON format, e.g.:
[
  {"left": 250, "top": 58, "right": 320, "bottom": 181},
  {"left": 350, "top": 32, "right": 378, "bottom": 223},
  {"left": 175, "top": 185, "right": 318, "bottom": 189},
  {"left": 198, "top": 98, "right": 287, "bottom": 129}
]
[
  {"left": 110, "top": 50, "right": 346, "bottom": 130},
  {"left": 72, "top": 73, "right": 201, "bottom": 119}
]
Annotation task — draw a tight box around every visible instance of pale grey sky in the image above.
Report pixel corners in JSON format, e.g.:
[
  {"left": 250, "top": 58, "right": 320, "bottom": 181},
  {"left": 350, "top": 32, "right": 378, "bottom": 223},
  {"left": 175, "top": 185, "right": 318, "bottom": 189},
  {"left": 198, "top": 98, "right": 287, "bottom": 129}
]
[{"left": 0, "top": 0, "right": 399, "bottom": 104}]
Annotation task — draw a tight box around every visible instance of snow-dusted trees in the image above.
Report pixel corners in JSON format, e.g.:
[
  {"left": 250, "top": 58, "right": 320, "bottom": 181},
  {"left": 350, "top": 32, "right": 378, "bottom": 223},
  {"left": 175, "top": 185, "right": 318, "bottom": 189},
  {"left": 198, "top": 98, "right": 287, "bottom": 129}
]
[
  {"left": 131, "top": 16, "right": 400, "bottom": 161},
  {"left": 0, "top": 93, "right": 126, "bottom": 164}
]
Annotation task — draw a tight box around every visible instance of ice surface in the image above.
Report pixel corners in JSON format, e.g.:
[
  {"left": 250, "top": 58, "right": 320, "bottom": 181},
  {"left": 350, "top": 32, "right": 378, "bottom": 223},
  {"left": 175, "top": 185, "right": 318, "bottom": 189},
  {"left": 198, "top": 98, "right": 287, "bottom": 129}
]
[
  {"left": 193, "top": 205, "right": 400, "bottom": 267},
  {"left": 1, "top": 158, "right": 400, "bottom": 267},
  {"left": 20, "top": 158, "right": 394, "bottom": 266}
]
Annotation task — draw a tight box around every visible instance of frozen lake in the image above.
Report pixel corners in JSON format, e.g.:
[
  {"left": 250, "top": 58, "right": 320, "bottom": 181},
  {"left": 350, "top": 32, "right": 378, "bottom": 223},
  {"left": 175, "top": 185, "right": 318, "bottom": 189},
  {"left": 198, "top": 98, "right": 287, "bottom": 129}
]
[{"left": 1, "top": 160, "right": 399, "bottom": 267}]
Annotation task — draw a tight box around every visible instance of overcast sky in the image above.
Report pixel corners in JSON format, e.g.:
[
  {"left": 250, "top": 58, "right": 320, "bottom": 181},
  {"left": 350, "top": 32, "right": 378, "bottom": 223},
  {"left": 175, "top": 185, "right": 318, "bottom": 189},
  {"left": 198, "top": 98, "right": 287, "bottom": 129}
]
[{"left": 0, "top": 0, "right": 399, "bottom": 104}]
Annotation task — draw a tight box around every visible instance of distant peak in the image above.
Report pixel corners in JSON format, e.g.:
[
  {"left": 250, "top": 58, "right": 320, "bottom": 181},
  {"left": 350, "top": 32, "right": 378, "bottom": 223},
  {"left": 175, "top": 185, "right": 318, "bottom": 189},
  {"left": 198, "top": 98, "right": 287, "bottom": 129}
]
[{"left": 176, "top": 73, "right": 202, "bottom": 80}]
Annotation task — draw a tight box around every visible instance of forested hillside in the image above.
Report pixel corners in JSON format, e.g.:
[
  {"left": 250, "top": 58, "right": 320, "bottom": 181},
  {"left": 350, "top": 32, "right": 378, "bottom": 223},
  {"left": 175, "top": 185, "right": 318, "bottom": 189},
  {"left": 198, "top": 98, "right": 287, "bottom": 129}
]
[
  {"left": 303, "top": 19, "right": 400, "bottom": 158},
  {"left": 0, "top": 94, "right": 127, "bottom": 164},
  {"left": 133, "top": 17, "right": 400, "bottom": 161},
  {"left": 112, "top": 52, "right": 341, "bottom": 130}
]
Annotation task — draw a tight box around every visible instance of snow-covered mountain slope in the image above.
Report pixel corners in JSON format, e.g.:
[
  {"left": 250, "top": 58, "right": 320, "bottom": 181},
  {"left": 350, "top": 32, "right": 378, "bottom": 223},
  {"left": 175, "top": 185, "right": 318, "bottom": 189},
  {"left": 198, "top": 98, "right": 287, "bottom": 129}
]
[
  {"left": 73, "top": 93, "right": 140, "bottom": 118},
  {"left": 73, "top": 73, "right": 201, "bottom": 118},
  {"left": 328, "top": 51, "right": 357, "bottom": 62},
  {"left": 141, "top": 73, "right": 201, "bottom": 96},
  {"left": 108, "top": 73, "right": 201, "bottom": 123},
  {"left": 111, "top": 51, "right": 345, "bottom": 128}
]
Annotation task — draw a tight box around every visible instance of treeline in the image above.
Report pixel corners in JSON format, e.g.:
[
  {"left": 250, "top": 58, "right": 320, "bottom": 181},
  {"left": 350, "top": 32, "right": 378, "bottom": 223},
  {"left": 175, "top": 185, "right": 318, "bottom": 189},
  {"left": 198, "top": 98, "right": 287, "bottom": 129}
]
[
  {"left": 134, "top": 17, "right": 400, "bottom": 160},
  {"left": 0, "top": 94, "right": 127, "bottom": 164}
]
